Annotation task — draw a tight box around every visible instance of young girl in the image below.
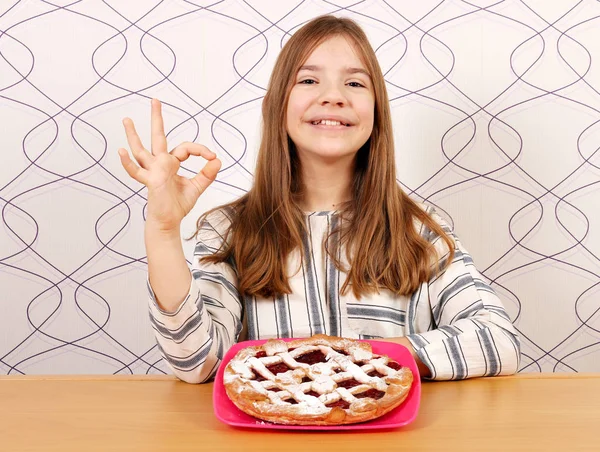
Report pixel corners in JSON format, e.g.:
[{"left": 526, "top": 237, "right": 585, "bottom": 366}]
[{"left": 118, "top": 15, "right": 520, "bottom": 383}]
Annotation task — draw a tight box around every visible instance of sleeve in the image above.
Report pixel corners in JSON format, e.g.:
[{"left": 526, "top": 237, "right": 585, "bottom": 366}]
[
  {"left": 405, "top": 209, "right": 521, "bottom": 380},
  {"left": 147, "top": 209, "right": 243, "bottom": 384}
]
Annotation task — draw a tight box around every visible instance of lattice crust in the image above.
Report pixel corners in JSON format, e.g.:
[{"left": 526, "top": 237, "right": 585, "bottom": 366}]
[{"left": 223, "top": 334, "right": 414, "bottom": 425}]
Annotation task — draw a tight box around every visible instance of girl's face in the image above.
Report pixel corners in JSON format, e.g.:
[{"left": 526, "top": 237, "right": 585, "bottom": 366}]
[{"left": 286, "top": 35, "right": 375, "bottom": 164}]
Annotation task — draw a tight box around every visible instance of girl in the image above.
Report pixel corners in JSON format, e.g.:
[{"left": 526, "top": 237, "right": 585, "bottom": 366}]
[{"left": 118, "top": 15, "right": 520, "bottom": 383}]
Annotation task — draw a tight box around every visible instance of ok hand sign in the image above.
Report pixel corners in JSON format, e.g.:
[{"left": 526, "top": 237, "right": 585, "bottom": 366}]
[{"left": 118, "top": 99, "right": 221, "bottom": 232}]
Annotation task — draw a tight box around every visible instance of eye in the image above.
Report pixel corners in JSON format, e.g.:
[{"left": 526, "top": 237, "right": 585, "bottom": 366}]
[
  {"left": 299, "top": 79, "right": 317, "bottom": 84},
  {"left": 347, "top": 81, "right": 365, "bottom": 88}
]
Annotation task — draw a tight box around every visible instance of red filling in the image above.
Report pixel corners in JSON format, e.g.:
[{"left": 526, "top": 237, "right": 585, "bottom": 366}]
[
  {"left": 387, "top": 361, "right": 402, "bottom": 370},
  {"left": 337, "top": 378, "right": 360, "bottom": 389},
  {"left": 305, "top": 390, "right": 320, "bottom": 397},
  {"left": 288, "top": 398, "right": 298, "bottom": 405},
  {"left": 355, "top": 389, "right": 385, "bottom": 399},
  {"left": 301, "top": 376, "right": 312, "bottom": 383},
  {"left": 255, "top": 351, "right": 267, "bottom": 358},
  {"left": 326, "top": 399, "right": 350, "bottom": 409},
  {"left": 367, "top": 370, "right": 385, "bottom": 378},
  {"left": 295, "top": 350, "right": 327, "bottom": 365},
  {"left": 267, "top": 363, "right": 291, "bottom": 374}
]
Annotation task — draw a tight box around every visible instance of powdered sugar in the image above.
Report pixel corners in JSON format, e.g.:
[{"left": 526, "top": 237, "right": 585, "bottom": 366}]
[{"left": 226, "top": 338, "right": 406, "bottom": 410}]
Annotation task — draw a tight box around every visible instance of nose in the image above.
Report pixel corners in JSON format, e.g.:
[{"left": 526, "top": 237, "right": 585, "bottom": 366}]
[{"left": 318, "top": 83, "right": 347, "bottom": 107}]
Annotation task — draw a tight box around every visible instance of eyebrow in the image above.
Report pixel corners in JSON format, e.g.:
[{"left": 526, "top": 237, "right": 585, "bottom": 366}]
[{"left": 298, "top": 65, "right": 371, "bottom": 78}]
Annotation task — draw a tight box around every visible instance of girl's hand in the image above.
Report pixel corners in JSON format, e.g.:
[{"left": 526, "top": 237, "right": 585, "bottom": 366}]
[{"left": 118, "top": 99, "right": 221, "bottom": 232}]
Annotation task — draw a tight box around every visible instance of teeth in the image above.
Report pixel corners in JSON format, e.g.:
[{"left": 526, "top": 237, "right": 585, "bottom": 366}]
[{"left": 312, "top": 120, "right": 347, "bottom": 126}]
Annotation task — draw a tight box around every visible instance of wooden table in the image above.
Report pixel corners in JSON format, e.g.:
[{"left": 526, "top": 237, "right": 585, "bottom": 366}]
[{"left": 0, "top": 374, "right": 598, "bottom": 451}]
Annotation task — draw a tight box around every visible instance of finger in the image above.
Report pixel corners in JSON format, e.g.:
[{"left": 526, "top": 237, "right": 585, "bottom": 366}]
[
  {"left": 122, "top": 118, "right": 152, "bottom": 167},
  {"left": 191, "top": 158, "right": 221, "bottom": 194},
  {"left": 170, "top": 142, "right": 216, "bottom": 162},
  {"left": 151, "top": 99, "right": 167, "bottom": 155},
  {"left": 122, "top": 117, "right": 145, "bottom": 152},
  {"left": 118, "top": 148, "right": 149, "bottom": 184}
]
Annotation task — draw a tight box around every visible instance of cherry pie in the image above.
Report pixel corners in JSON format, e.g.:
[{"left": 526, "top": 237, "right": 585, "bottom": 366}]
[{"left": 223, "top": 334, "right": 414, "bottom": 425}]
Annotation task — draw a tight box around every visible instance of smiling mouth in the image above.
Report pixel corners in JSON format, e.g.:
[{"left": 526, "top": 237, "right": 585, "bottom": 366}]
[{"left": 310, "top": 119, "right": 352, "bottom": 127}]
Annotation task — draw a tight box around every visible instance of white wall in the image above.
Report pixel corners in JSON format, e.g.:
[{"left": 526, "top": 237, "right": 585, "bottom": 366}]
[{"left": 1, "top": 0, "right": 599, "bottom": 375}]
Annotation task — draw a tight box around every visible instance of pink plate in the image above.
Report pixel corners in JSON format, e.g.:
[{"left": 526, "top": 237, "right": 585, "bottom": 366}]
[{"left": 212, "top": 338, "right": 421, "bottom": 430}]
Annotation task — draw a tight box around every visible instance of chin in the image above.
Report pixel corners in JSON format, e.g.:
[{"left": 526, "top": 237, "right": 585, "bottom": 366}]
[{"left": 304, "top": 142, "right": 361, "bottom": 158}]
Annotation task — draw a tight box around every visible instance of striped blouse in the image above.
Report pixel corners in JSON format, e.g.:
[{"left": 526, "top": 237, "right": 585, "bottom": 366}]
[{"left": 148, "top": 205, "right": 521, "bottom": 383}]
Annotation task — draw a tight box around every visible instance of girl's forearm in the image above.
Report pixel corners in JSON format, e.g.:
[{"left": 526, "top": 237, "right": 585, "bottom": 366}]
[{"left": 145, "top": 223, "right": 192, "bottom": 313}]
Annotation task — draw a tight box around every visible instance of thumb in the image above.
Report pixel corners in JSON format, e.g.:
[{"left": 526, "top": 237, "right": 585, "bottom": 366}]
[{"left": 191, "top": 158, "right": 221, "bottom": 194}]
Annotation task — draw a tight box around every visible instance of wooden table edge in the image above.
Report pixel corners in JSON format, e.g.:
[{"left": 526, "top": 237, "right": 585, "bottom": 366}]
[
  {"left": 0, "top": 374, "right": 179, "bottom": 381},
  {"left": 0, "top": 373, "right": 599, "bottom": 381}
]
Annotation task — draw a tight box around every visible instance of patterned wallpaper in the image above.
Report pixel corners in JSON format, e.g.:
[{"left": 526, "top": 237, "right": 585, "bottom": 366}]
[{"left": 1, "top": 0, "right": 599, "bottom": 376}]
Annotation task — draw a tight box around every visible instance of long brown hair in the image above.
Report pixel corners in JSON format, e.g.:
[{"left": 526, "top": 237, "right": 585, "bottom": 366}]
[{"left": 196, "top": 15, "right": 454, "bottom": 298}]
